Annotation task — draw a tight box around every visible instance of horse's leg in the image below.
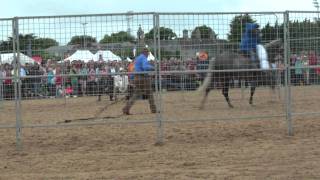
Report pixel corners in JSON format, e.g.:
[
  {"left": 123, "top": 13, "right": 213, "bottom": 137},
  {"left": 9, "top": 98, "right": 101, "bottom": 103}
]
[
  {"left": 199, "top": 87, "right": 211, "bottom": 110},
  {"left": 249, "top": 81, "right": 256, "bottom": 105},
  {"left": 269, "top": 72, "right": 277, "bottom": 102},
  {"left": 222, "top": 81, "right": 233, "bottom": 108}
]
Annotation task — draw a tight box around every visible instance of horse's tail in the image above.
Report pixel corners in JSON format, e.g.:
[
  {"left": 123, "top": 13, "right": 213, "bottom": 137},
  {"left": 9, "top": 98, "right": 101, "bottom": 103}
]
[
  {"left": 197, "top": 73, "right": 212, "bottom": 93},
  {"left": 197, "top": 58, "right": 215, "bottom": 93}
]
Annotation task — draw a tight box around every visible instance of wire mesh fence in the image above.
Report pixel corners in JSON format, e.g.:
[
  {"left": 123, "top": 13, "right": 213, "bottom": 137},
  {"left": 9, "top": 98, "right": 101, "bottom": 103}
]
[
  {"left": 0, "top": 18, "right": 16, "bottom": 128},
  {"left": 0, "top": 11, "right": 320, "bottom": 148},
  {"left": 287, "top": 12, "right": 320, "bottom": 116}
]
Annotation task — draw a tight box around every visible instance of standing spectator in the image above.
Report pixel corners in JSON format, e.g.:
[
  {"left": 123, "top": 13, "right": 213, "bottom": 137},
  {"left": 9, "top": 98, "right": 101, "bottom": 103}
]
[
  {"left": 20, "top": 64, "right": 28, "bottom": 97},
  {"left": 0, "top": 64, "right": 4, "bottom": 100},
  {"left": 308, "top": 51, "right": 317, "bottom": 84},
  {"left": 301, "top": 51, "right": 309, "bottom": 85},
  {"left": 79, "top": 63, "right": 88, "bottom": 96},
  {"left": 122, "top": 48, "right": 157, "bottom": 115},
  {"left": 96, "top": 63, "right": 108, "bottom": 101},
  {"left": 316, "top": 55, "right": 320, "bottom": 84},
  {"left": 128, "top": 58, "right": 135, "bottom": 82},
  {"left": 28, "top": 63, "right": 43, "bottom": 97},
  {"left": 3, "top": 64, "right": 13, "bottom": 99},
  {"left": 126, "top": 58, "right": 135, "bottom": 99},
  {"left": 55, "top": 66, "right": 63, "bottom": 97},
  {"left": 290, "top": 53, "right": 298, "bottom": 84},
  {"left": 295, "top": 55, "right": 305, "bottom": 86},
  {"left": 47, "top": 66, "right": 55, "bottom": 97},
  {"left": 69, "top": 63, "right": 78, "bottom": 97},
  {"left": 87, "top": 62, "right": 96, "bottom": 95}
]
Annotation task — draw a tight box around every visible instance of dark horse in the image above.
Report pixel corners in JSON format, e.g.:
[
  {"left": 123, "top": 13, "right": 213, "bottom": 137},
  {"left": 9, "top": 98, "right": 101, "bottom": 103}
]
[
  {"left": 97, "top": 75, "right": 115, "bottom": 101},
  {"left": 198, "top": 39, "right": 283, "bottom": 108},
  {"left": 97, "top": 74, "right": 133, "bottom": 102}
]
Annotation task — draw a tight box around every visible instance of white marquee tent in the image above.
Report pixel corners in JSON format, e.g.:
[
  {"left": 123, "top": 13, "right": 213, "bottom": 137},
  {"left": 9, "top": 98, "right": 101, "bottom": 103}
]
[
  {"left": 64, "top": 50, "right": 95, "bottom": 62},
  {"left": 0, "top": 53, "right": 35, "bottom": 65},
  {"left": 95, "top": 50, "right": 121, "bottom": 62}
]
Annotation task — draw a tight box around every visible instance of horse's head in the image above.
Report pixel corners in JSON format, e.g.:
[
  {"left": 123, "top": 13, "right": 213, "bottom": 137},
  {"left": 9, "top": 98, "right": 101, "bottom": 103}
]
[
  {"left": 261, "top": 39, "right": 284, "bottom": 88},
  {"left": 264, "top": 39, "right": 284, "bottom": 64}
]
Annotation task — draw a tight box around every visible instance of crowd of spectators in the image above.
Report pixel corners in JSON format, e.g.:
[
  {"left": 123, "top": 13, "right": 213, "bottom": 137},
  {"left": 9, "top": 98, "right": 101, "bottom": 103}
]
[
  {"left": 290, "top": 50, "right": 320, "bottom": 85},
  {"left": 0, "top": 57, "right": 201, "bottom": 100},
  {"left": 0, "top": 51, "right": 320, "bottom": 100}
]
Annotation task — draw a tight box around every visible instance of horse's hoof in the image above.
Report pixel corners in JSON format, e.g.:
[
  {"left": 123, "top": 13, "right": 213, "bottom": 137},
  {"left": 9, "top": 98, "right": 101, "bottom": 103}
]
[
  {"left": 228, "top": 104, "right": 234, "bottom": 108},
  {"left": 249, "top": 98, "right": 253, "bottom": 105},
  {"left": 122, "top": 109, "right": 131, "bottom": 115}
]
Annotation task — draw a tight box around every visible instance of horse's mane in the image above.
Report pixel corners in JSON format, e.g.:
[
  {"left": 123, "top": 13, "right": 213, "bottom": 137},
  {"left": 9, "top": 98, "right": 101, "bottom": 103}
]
[{"left": 264, "top": 39, "right": 282, "bottom": 49}]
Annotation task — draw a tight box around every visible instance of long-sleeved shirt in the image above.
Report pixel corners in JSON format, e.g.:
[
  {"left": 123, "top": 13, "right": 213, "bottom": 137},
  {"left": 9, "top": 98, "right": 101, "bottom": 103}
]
[{"left": 134, "top": 53, "right": 154, "bottom": 72}]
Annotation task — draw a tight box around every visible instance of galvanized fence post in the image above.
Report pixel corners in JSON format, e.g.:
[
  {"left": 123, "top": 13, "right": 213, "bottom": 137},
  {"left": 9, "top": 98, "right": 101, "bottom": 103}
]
[
  {"left": 284, "top": 11, "right": 293, "bottom": 136},
  {"left": 0, "top": 68, "right": 3, "bottom": 109},
  {"left": 12, "top": 17, "right": 23, "bottom": 150},
  {"left": 154, "top": 13, "right": 164, "bottom": 145}
]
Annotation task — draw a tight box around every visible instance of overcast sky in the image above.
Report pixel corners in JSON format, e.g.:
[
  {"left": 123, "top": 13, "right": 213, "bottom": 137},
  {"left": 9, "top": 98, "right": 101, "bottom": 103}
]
[
  {"left": 0, "top": 0, "right": 318, "bottom": 45},
  {"left": 0, "top": 0, "right": 318, "bottom": 18}
]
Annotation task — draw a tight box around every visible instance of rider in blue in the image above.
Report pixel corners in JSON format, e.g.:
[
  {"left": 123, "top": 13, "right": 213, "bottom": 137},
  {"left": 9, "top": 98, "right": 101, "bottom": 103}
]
[{"left": 240, "top": 23, "right": 261, "bottom": 63}]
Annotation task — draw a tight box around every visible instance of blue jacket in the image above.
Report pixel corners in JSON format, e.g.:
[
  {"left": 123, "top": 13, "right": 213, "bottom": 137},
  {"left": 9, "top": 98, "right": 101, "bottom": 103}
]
[
  {"left": 240, "top": 23, "right": 261, "bottom": 52},
  {"left": 134, "top": 53, "right": 154, "bottom": 72}
]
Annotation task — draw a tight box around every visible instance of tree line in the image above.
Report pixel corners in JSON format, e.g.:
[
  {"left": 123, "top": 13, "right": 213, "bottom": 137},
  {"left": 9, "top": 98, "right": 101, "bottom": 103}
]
[{"left": 1, "top": 14, "right": 319, "bottom": 58}]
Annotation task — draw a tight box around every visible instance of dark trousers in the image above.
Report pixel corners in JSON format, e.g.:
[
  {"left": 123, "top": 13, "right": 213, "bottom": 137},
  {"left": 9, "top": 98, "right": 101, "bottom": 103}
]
[{"left": 123, "top": 75, "right": 156, "bottom": 113}]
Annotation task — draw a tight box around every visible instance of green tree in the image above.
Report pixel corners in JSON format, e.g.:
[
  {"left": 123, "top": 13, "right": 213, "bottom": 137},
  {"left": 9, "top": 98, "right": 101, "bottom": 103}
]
[
  {"left": 288, "top": 19, "right": 320, "bottom": 52},
  {"left": 0, "top": 34, "right": 58, "bottom": 55},
  {"left": 261, "top": 23, "right": 278, "bottom": 41},
  {"left": 259, "top": 19, "right": 320, "bottom": 52},
  {"left": 191, "top": 25, "right": 216, "bottom": 39},
  {"left": 99, "top": 31, "right": 135, "bottom": 43},
  {"left": 228, "top": 14, "right": 256, "bottom": 42},
  {"left": 145, "top": 27, "right": 177, "bottom": 40},
  {"left": 68, "top": 35, "right": 97, "bottom": 45},
  {"left": 34, "top": 38, "right": 59, "bottom": 49},
  {"left": 0, "top": 39, "right": 13, "bottom": 53}
]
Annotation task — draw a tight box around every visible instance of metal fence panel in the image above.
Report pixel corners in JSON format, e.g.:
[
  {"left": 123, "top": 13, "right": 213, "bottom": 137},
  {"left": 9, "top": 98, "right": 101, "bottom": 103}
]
[
  {"left": 157, "top": 12, "right": 286, "bottom": 122},
  {"left": 1, "top": 11, "right": 320, "bottom": 149},
  {"left": 287, "top": 12, "right": 320, "bottom": 116},
  {"left": 14, "top": 13, "right": 155, "bottom": 127},
  {"left": 0, "top": 18, "right": 16, "bottom": 128}
]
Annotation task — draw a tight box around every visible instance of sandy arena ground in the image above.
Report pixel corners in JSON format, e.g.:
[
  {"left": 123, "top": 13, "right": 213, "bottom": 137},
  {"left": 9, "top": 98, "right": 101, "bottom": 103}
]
[{"left": 0, "top": 86, "right": 320, "bottom": 179}]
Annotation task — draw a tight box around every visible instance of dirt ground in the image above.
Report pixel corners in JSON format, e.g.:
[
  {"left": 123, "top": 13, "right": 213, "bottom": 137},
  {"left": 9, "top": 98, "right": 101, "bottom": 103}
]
[{"left": 0, "top": 86, "right": 320, "bottom": 179}]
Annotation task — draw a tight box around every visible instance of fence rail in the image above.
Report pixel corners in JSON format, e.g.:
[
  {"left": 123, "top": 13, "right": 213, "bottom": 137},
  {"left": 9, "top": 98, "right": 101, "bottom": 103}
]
[{"left": 1, "top": 11, "right": 320, "bottom": 149}]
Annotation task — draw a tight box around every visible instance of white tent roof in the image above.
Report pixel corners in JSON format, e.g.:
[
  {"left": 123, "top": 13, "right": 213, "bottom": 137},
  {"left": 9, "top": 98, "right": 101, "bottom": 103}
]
[
  {"left": 95, "top": 50, "right": 121, "bottom": 62},
  {"left": 64, "top": 50, "right": 95, "bottom": 62},
  {"left": 0, "top": 53, "right": 34, "bottom": 65}
]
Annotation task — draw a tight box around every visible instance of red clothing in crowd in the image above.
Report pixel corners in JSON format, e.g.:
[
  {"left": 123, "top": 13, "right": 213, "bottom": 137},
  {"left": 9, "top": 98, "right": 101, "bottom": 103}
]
[
  {"left": 308, "top": 53, "right": 317, "bottom": 65},
  {"left": 55, "top": 75, "right": 62, "bottom": 86}
]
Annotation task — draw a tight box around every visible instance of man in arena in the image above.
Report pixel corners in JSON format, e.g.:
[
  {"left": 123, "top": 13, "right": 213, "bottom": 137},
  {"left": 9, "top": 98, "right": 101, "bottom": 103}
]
[{"left": 122, "top": 48, "right": 157, "bottom": 115}]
